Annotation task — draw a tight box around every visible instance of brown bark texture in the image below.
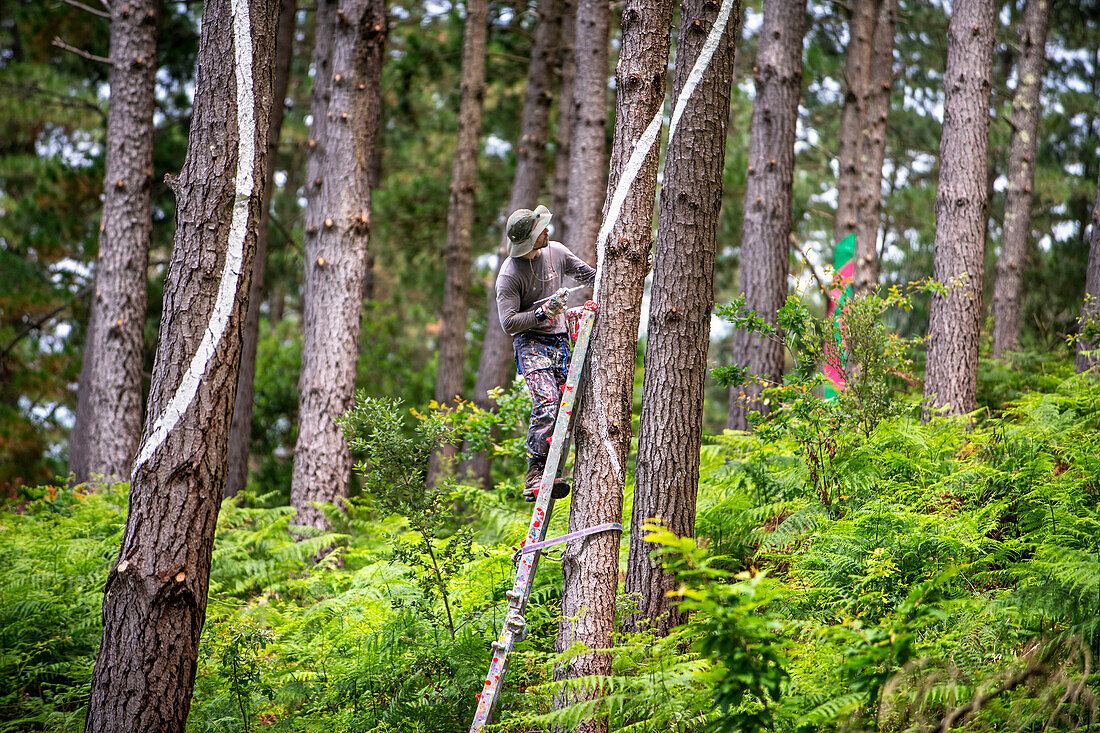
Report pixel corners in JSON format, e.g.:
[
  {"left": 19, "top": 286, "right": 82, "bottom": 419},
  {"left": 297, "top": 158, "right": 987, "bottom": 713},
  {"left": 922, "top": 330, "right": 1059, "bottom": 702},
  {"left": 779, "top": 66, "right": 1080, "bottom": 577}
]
[
  {"left": 291, "top": 0, "right": 387, "bottom": 531},
  {"left": 625, "top": 0, "right": 740, "bottom": 636},
  {"left": 69, "top": 0, "right": 159, "bottom": 484},
  {"left": 466, "top": 0, "right": 561, "bottom": 487},
  {"left": 552, "top": 0, "right": 579, "bottom": 243},
  {"left": 226, "top": 0, "right": 297, "bottom": 497},
  {"left": 922, "top": 0, "right": 995, "bottom": 420},
  {"left": 554, "top": 0, "right": 672, "bottom": 726},
  {"left": 434, "top": 0, "right": 489, "bottom": 409},
  {"left": 853, "top": 0, "right": 897, "bottom": 293},
  {"left": 990, "top": 0, "right": 1051, "bottom": 357},
  {"left": 564, "top": 0, "right": 610, "bottom": 307},
  {"left": 1076, "top": 175, "right": 1100, "bottom": 373},
  {"left": 84, "top": 0, "right": 278, "bottom": 729},
  {"left": 835, "top": 0, "right": 878, "bottom": 250},
  {"left": 727, "top": 0, "right": 805, "bottom": 431}
]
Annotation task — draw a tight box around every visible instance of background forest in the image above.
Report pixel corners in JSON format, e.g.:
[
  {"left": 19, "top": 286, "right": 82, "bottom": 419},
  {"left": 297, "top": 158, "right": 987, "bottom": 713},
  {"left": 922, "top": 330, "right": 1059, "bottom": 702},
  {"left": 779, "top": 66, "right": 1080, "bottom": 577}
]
[{"left": 2, "top": 0, "right": 1100, "bottom": 729}]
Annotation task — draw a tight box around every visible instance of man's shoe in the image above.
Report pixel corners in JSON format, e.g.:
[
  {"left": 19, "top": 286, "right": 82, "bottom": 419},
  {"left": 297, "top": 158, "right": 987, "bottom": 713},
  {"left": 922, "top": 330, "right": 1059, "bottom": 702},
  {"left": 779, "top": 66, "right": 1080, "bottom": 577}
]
[
  {"left": 523, "top": 474, "right": 571, "bottom": 503},
  {"left": 523, "top": 463, "right": 544, "bottom": 502}
]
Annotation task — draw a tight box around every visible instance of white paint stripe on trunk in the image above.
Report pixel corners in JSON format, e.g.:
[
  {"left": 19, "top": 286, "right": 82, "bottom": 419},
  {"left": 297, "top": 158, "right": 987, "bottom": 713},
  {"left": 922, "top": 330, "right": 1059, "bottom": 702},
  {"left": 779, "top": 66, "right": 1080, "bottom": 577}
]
[
  {"left": 667, "top": 0, "right": 736, "bottom": 144},
  {"left": 131, "top": 0, "right": 257, "bottom": 477}
]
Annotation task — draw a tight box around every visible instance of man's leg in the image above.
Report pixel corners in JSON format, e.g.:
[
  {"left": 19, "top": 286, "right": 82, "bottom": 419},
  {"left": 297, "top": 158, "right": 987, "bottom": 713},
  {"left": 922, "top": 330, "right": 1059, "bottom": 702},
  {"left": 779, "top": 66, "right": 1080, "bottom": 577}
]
[{"left": 515, "top": 336, "right": 568, "bottom": 500}]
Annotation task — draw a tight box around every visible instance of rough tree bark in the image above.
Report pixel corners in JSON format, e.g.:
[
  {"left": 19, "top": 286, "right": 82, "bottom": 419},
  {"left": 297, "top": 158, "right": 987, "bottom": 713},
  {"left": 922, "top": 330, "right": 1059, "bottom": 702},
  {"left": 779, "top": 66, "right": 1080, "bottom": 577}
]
[
  {"left": 291, "top": 0, "right": 387, "bottom": 531},
  {"left": 835, "top": 0, "right": 878, "bottom": 252},
  {"left": 625, "top": 0, "right": 740, "bottom": 635},
  {"left": 553, "top": 0, "right": 672, "bottom": 726},
  {"left": 552, "top": 0, "right": 578, "bottom": 246},
  {"left": 225, "top": 0, "right": 297, "bottom": 497},
  {"left": 922, "top": 0, "right": 995, "bottom": 420},
  {"left": 69, "top": 0, "right": 159, "bottom": 485},
  {"left": 990, "top": 0, "right": 1051, "bottom": 357},
  {"left": 84, "top": 0, "right": 278, "bottom": 729},
  {"left": 853, "top": 0, "right": 897, "bottom": 293},
  {"left": 1076, "top": 174, "right": 1100, "bottom": 373},
  {"left": 564, "top": 0, "right": 610, "bottom": 307},
  {"left": 434, "top": 0, "right": 488, "bottom": 411},
  {"left": 727, "top": 0, "right": 805, "bottom": 431},
  {"left": 466, "top": 0, "right": 561, "bottom": 487}
]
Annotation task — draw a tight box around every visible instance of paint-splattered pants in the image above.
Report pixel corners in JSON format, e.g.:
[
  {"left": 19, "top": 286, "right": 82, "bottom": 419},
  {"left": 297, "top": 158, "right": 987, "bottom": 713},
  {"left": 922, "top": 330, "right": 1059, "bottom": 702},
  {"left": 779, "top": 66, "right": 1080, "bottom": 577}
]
[{"left": 513, "top": 332, "right": 571, "bottom": 468}]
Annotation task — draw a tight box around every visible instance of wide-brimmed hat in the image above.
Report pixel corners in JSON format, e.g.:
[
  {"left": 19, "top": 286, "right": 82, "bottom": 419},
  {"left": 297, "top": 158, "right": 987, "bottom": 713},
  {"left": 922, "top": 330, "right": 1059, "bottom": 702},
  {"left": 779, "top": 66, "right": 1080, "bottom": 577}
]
[{"left": 506, "top": 205, "right": 552, "bottom": 258}]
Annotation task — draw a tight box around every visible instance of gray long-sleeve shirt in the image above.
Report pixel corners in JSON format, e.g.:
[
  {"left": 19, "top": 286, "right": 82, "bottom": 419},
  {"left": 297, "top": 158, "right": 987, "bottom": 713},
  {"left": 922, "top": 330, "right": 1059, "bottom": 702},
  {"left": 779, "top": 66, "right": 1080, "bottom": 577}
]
[{"left": 496, "top": 242, "right": 596, "bottom": 336}]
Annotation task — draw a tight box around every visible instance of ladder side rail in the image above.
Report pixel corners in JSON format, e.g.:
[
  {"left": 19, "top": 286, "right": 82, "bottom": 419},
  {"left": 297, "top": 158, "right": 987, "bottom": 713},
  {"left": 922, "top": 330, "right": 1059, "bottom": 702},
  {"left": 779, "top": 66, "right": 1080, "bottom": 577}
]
[{"left": 469, "top": 307, "right": 597, "bottom": 732}]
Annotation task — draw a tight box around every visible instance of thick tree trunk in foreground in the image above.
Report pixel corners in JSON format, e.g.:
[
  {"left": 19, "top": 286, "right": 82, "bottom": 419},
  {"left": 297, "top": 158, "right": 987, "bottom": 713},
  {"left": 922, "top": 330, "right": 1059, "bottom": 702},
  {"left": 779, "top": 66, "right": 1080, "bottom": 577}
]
[
  {"left": 69, "top": 0, "right": 159, "bottom": 485},
  {"left": 626, "top": 0, "right": 740, "bottom": 636},
  {"left": 1076, "top": 175, "right": 1100, "bottom": 373},
  {"left": 226, "top": 0, "right": 296, "bottom": 497},
  {"left": 564, "top": 0, "right": 610, "bottom": 307},
  {"left": 923, "top": 0, "right": 995, "bottom": 420},
  {"left": 291, "top": 0, "right": 386, "bottom": 530},
  {"left": 727, "top": 0, "right": 805, "bottom": 431},
  {"left": 991, "top": 0, "right": 1051, "bottom": 357},
  {"left": 554, "top": 0, "right": 671, "bottom": 726},
  {"left": 84, "top": 0, "right": 278, "bottom": 729},
  {"left": 466, "top": 0, "right": 561, "bottom": 487},
  {"left": 835, "top": 0, "right": 878, "bottom": 251},
  {"left": 853, "top": 0, "right": 897, "bottom": 293}
]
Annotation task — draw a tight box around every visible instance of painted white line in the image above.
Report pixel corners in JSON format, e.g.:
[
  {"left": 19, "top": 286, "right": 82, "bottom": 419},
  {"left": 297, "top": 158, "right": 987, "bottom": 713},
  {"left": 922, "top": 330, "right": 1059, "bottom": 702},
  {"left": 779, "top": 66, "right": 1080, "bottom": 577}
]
[
  {"left": 668, "top": 0, "right": 737, "bottom": 144},
  {"left": 131, "top": 0, "right": 258, "bottom": 477}
]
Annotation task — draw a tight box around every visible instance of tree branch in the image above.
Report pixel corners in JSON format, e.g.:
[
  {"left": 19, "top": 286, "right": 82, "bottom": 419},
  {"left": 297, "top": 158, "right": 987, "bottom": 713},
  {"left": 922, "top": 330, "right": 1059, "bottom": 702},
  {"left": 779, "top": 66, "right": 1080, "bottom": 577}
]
[
  {"left": 790, "top": 233, "right": 832, "bottom": 300},
  {"left": 52, "top": 36, "right": 111, "bottom": 65},
  {"left": 60, "top": 0, "right": 111, "bottom": 18},
  {"left": 0, "top": 285, "right": 92, "bottom": 361},
  {"left": 933, "top": 644, "right": 1057, "bottom": 733}
]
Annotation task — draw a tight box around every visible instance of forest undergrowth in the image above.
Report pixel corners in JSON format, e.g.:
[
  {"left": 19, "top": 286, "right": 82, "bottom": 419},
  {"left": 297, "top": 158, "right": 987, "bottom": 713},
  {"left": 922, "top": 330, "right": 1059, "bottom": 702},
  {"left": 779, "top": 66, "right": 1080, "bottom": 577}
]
[{"left": 3, "top": 333, "right": 1099, "bottom": 731}]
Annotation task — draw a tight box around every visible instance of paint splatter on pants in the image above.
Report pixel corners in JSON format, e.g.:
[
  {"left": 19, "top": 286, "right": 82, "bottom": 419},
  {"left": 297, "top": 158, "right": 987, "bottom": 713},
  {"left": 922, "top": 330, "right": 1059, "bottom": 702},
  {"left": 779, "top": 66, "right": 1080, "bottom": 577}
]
[{"left": 513, "top": 332, "right": 571, "bottom": 469}]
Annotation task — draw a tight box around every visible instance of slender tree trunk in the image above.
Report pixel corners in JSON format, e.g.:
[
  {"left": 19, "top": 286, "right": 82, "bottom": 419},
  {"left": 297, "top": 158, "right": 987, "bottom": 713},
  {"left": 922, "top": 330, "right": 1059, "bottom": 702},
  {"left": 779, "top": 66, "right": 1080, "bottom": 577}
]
[
  {"left": 626, "top": 0, "right": 740, "bottom": 636},
  {"left": 84, "top": 0, "right": 278, "bottom": 729},
  {"left": 466, "top": 0, "right": 561, "bottom": 487},
  {"left": 991, "top": 0, "right": 1051, "bottom": 357},
  {"left": 69, "top": 0, "right": 159, "bottom": 485},
  {"left": 291, "top": 0, "right": 387, "bottom": 531},
  {"left": 1076, "top": 174, "right": 1100, "bottom": 373},
  {"left": 835, "top": 0, "right": 878, "bottom": 249},
  {"left": 434, "top": 0, "right": 488, "bottom": 411},
  {"left": 225, "top": 0, "right": 297, "bottom": 497},
  {"left": 853, "top": 0, "right": 897, "bottom": 293},
  {"left": 554, "top": 0, "right": 672, "bottom": 727},
  {"left": 922, "top": 0, "right": 995, "bottom": 420},
  {"left": 727, "top": 0, "right": 805, "bottom": 431},
  {"left": 564, "top": 0, "right": 610, "bottom": 307},
  {"left": 553, "top": 0, "right": 578, "bottom": 246}
]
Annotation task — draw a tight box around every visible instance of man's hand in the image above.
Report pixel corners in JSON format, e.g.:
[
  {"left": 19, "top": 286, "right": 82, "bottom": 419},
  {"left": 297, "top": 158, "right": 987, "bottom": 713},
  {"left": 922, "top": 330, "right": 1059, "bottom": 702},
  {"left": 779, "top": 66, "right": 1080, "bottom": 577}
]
[{"left": 536, "top": 287, "right": 570, "bottom": 320}]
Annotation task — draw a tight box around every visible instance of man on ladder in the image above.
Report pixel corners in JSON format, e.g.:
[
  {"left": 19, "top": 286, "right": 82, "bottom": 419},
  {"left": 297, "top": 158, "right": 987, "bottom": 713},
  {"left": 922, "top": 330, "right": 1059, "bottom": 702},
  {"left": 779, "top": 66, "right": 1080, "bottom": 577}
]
[{"left": 496, "top": 204, "right": 595, "bottom": 501}]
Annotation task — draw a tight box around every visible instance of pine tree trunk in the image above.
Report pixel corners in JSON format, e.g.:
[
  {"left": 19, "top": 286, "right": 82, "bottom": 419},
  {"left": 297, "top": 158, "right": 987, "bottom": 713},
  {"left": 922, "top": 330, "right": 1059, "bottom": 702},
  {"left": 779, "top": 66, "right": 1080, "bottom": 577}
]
[
  {"left": 84, "top": 0, "right": 278, "bottom": 729},
  {"left": 554, "top": 0, "right": 672, "bottom": 726},
  {"left": 835, "top": 0, "right": 878, "bottom": 249},
  {"left": 553, "top": 0, "right": 578, "bottom": 246},
  {"left": 990, "top": 0, "right": 1051, "bottom": 357},
  {"left": 69, "top": 0, "right": 159, "bottom": 485},
  {"left": 626, "top": 0, "right": 740, "bottom": 636},
  {"left": 434, "top": 0, "right": 488, "bottom": 413},
  {"left": 225, "top": 0, "right": 297, "bottom": 497},
  {"left": 291, "top": 0, "right": 386, "bottom": 531},
  {"left": 466, "top": 0, "right": 561, "bottom": 487},
  {"left": 853, "top": 0, "right": 897, "bottom": 293},
  {"left": 923, "top": 0, "right": 995, "bottom": 420},
  {"left": 727, "top": 0, "right": 805, "bottom": 431},
  {"left": 1076, "top": 174, "right": 1100, "bottom": 373},
  {"left": 564, "top": 0, "right": 610, "bottom": 306}
]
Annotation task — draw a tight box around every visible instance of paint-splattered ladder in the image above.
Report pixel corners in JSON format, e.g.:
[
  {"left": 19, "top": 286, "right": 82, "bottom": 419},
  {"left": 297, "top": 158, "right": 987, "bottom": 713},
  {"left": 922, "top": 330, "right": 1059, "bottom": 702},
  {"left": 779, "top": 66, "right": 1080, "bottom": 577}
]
[{"left": 468, "top": 303, "right": 621, "bottom": 732}]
